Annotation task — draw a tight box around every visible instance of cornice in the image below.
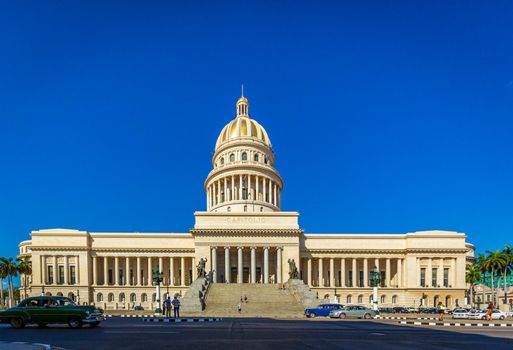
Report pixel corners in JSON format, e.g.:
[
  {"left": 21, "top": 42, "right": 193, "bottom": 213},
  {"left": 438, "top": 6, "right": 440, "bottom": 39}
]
[
  {"left": 301, "top": 248, "right": 468, "bottom": 255},
  {"left": 93, "top": 248, "right": 195, "bottom": 254},
  {"left": 29, "top": 247, "right": 89, "bottom": 252},
  {"left": 191, "top": 229, "right": 303, "bottom": 237}
]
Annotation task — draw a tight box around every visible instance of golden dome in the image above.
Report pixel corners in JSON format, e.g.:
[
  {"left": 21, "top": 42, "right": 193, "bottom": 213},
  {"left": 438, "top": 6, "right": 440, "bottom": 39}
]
[
  {"left": 215, "top": 116, "right": 271, "bottom": 150},
  {"left": 237, "top": 96, "right": 249, "bottom": 104}
]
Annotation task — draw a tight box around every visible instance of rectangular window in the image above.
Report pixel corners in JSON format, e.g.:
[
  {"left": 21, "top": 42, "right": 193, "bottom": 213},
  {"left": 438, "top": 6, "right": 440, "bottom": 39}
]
[
  {"left": 359, "top": 270, "right": 364, "bottom": 287},
  {"left": 47, "top": 266, "right": 54, "bottom": 284},
  {"left": 348, "top": 270, "right": 353, "bottom": 287},
  {"left": 420, "top": 268, "right": 426, "bottom": 287},
  {"left": 58, "top": 265, "right": 64, "bottom": 284},
  {"left": 444, "top": 268, "right": 449, "bottom": 287},
  {"left": 69, "top": 266, "right": 76, "bottom": 285},
  {"left": 432, "top": 269, "right": 437, "bottom": 287}
]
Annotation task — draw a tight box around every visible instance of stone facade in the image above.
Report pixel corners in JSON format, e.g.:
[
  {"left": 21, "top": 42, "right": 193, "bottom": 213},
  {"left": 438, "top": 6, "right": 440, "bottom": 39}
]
[{"left": 17, "top": 95, "right": 475, "bottom": 310}]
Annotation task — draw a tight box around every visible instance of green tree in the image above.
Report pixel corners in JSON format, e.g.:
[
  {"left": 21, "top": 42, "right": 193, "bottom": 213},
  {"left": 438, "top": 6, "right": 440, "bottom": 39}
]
[
  {"left": 475, "top": 252, "right": 487, "bottom": 307},
  {"left": 466, "top": 263, "right": 482, "bottom": 307},
  {"left": 482, "top": 250, "right": 508, "bottom": 306},
  {"left": 0, "top": 258, "right": 19, "bottom": 307},
  {"left": 17, "top": 256, "right": 31, "bottom": 300},
  {"left": 502, "top": 244, "right": 513, "bottom": 305},
  {"left": 0, "top": 264, "right": 7, "bottom": 306}
]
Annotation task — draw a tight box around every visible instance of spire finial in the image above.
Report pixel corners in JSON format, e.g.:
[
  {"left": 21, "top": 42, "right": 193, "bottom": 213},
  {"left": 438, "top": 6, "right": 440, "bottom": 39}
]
[{"left": 241, "top": 84, "right": 244, "bottom": 97}]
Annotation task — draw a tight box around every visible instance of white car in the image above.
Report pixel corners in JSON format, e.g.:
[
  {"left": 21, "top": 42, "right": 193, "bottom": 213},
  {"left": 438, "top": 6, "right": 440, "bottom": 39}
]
[
  {"left": 468, "top": 309, "right": 508, "bottom": 320},
  {"left": 406, "top": 307, "right": 418, "bottom": 313},
  {"left": 452, "top": 308, "right": 470, "bottom": 319}
]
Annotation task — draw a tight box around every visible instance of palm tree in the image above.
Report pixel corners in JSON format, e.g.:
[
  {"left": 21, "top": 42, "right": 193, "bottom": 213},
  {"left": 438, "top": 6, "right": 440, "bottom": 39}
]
[
  {"left": 502, "top": 245, "right": 513, "bottom": 305},
  {"left": 0, "top": 258, "right": 19, "bottom": 307},
  {"left": 482, "top": 250, "right": 508, "bottom": 306},
  {"left": 0, "top": 264, "right": 6, "bottom": 306},
  {"left": 466, "top": 263, "right": 482, "bottom": 307},
  {"left": 16, "top": 256, "right": 31, "bottom": 300},
  {"left": 475, "top": 252, "right": 487, "bottom": 307}
]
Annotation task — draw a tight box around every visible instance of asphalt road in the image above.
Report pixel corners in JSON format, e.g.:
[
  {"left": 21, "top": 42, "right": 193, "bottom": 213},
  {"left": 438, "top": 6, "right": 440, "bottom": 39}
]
[{"left": 1, "top": 318, "right": 513, "bottom": 350}]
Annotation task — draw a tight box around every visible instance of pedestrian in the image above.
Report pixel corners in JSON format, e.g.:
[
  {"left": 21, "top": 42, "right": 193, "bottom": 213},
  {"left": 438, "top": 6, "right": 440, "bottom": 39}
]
[
  {"left": 237, "top": 302, "right": 242, "bottom": 314},
  {"left": 486, "top": 302, "right": 494, "bottom": 321},
  {"left": 162, "top": 300, "right": 166, "bottom": 316},
  {"left": 172, "top": 295, "right": 181, "bottom": 318},
  {"left": 244, "top": 295, "right": 248, "bottom": 303},
  {"left": 241, "top": 296, "right": 244, "bottom": 304},
  {"left": 438, "top": 308, "right": 444, "bottom": 321},
  {"left": 165, "top": 296, "right": 172, "bottom": 318}
]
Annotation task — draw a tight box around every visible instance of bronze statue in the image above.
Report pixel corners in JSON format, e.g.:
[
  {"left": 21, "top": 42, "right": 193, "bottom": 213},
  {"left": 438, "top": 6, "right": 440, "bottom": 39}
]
[
  {"left": 197, "top": 258, "right": 208, "bottom": 278},
  {"left": 288, "top": 258, "right": 299, "bottom": 279}
]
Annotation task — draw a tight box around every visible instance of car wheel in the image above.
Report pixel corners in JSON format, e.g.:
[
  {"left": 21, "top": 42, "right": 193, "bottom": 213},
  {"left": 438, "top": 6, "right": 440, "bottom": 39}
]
[
  {"left": 339, "top": 313, "right": 346, "bottom": 319},
  {"left": 10, "top": 318, "right": 25, "bottom": 329},
  {"left": 68, "top": 317, "right": 83, "bottom": 329},
  {"left": 89, "top": 322, "right": 100, "bottom": 328},
  {"left": 363, "top": 313, "right": 372, "bottom": 319},
  {"left": 500, "top": 316, "right": 505, "bottom": 320},
  {"left": 309, "top": 313, "right": 316, "bottom": 318},
  {"left": 481, "top": 316, "right": 486, "bottom": 320}
]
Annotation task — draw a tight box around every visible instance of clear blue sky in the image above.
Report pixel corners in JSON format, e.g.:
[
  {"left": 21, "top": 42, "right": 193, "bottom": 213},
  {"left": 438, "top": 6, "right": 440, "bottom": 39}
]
[{"left": 1, "top": 1, "right": 512, "bottom": 260}]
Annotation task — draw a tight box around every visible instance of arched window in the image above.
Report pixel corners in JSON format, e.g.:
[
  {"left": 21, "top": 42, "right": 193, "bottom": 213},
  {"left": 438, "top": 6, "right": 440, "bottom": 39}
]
[
  {"left": 108, "top": 293, "right": 114, "bottom": 302},
  {"left": 130, "top": 293, "right": 136, "bottom": 302},
  {"left": 357, "top": 295, "right": 363, "bottom": 304},
  {"left": 119, "top": 293, "right": 125, "bottom": 302},
  {"left": 392, "top": 295, "right": 398, "bottom": 304},
  {"left": 227, "top": 207, "right": 231, "bottom": 212},
  {"left": 229, "top": 153, "right": 235, "bottom": 162},
  {"left": 97, "top": 293, "right": 103, "bottom": 302},
  {"left": 244, "top": 205, "right": 247, "bottom": 212},
  {"left": 152, "top": 293, "right": 157, "bottom": 302},
  {"left": 57, "top": 292, "right": 63, "bottom": 297},
  {"left": 347, "top": 295, "right": 352, "bottom": 304},
  {"left": 253, "top": 153, "right": 259, "bottom": 162},
  {"left": 220, "top": 157, "right": 224, "bottom": 165},
  {"left": 381, "top": 295, "right": 386, "bottom": 304},
  {"left": 142, "top": 293, "right": 147, "bottom": 302},
  {"left": 242, "top": 152, "right": 247, "bottom": 161}
]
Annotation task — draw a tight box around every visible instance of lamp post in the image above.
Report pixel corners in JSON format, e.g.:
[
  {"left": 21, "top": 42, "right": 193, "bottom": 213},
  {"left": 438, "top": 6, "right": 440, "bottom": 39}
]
[
  {"left": 41, "top": 285, "right": 45, "bottom": 297},
  {"left": 76, "top": 289, "right": 80, "bottom": 305},
  {"left": 152, "top": 269, "right": 164, "bottom": 316},
  {"left": 369, "top": 266, "right": 382, "bottom": 311}
]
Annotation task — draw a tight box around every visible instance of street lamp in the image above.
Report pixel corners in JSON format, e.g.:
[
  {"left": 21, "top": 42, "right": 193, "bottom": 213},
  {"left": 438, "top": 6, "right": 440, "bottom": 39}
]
[
  {"left": 152, "top": 269, "right": 164, "bottom": 316},
  {"left": 76, "top": 289, "right": 80, "bottom": 305},
  {"left": 41, "top": 285, "right": 45, "bottom": 296},
  {"left": 369, "top": 266, "right": 382, "bottom": 311}
]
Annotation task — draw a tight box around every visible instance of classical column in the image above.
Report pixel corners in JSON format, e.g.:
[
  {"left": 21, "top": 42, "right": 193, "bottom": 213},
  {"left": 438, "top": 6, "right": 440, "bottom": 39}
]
[
  {"left": 318, "top": 258, "right": 323, "bottom": 287},
  {"left": 273, "top": 182, "right": 277, "bottom": 206},
  {"left": 386, "top": 258, "right": 391, "bottom": 288},
  {"left": 340, "top": 258, "right": 346, "bottom": 287},
  {"left": 136, "top": 257, "right": 141, "bottom": 286},
  {"left": 225, "top": 247, "right": 230, "bottom": 283},
  {"left": 427, "top": 258, "right": 432, "bottom": 287},
  {"left": 64, "top": 256, "right": 69, "bottom": 285},
  {"left": 352, "top": 258, "right": 357, "bottom": 288},
  {"left": 397, "top": 258, "right": 402, "bottom": 288},
  {"left": 263, "top": 247, "right": 269, "bottom": 284},
  {"left": 147, "top": 257, "right": 152, "bottom": 286},
  {"left": 239, "top": 175, "right": 243, "bottom": 200},
  {"left": 125, "top": 257, "right": 130, "bottom": 286},
  {"left": 103, "top": 257, "right": 108, "bottom": 286},
  {"left": 231, "top": 175, "right": 235, "bottom": 200},
  {"left": 212, "top": 247, "right": 218, "bottom": 283},
  {"left": 268, "top": 178, "right": 272, "bottom": 204},
  {"left": 307, "top": 258, "right": 312, "bottom": 286},
  {"left": 114, "top": 257, "right": 120, "bottom": 286},
  {"left": 375, "top": 258, "right": 380, "bottom": 272},
  {"left": 192, "top": 257, "right": 196, "bottom": 281},
  {"left": 180, "top": 257, "right": 185, "bottom": 286},
  {"left": 438, "top": 258, "right": 444, "bottom": 287},
  {"left": 250, "top": 247, "right": 256, "bottom": 284},
  {"left": 169, "top": 257, "right": 174, "bottom": 286},
  {"left": 237, "top": 247, "right": 243, "bottom": 283},
  {"left": 41, "top": 256, "right": 46, "bottom": 286},
  {"left": 224, "top": 177, "right": 228, "bottom": 203},
  {"left": 451, "top": 258, "right": 456, "bottom": 287},
  {"left": 276, "top": 247, "right": 282, "bottom": 284},
  {"left": 256, "top": 175, "right": 259, "bottom": 201},
  {"left": 363, "top": 258, "right": 368, "bottom": 287},
  {"left": 53, "top": 256, "right": 57, "bottom": 285},
  {"left": 329, "top": 258, "right": 335, "bottom": 287},
  {"left": 92, "top": 256, "right": 98, "bottom": 285}
]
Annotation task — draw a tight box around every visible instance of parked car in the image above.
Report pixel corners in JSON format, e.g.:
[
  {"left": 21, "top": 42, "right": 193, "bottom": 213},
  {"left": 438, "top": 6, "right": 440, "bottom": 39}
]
[
  {"left": 393, "top": 307, "right": 409, "bottom": 313},
  {"left": 507, "top": 311, "right": 513, "bottom": 318},
  {"left": 132, "top": 306, "right": 144, "bottom": 311},
  {"left": 468, "top": 309, "right": 507, "bottom": 320},
  {"left": 452, "top": 308, "right": 471, "bottom": 319},
  {"left": 378, "top": 307, "right": 394, "bottom": 313},
  {"left": 330, "top": 305, "right": 377, "bottom": 319},
  {"left": 0, "top": 296, "right": 105, "bottom": 329},
  {"left": 420, "top": 307, "right": 441, "bottom": 314},
  {"left": 305, "top": 304, "right": 344, "bottom": 318},
  {"left": 406, "top": 307, "right": 418, "bottom": 313}
]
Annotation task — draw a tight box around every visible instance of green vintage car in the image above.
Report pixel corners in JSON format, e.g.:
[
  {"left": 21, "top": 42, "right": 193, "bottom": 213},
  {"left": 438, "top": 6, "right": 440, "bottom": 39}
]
[{"left": 0, "top": 296, "right": 104, "bottom": 329}]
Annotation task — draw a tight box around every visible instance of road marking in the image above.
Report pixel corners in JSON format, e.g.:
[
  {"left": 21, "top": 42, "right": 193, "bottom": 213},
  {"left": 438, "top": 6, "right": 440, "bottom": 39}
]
[
  {"left": 105, "top": 330, "right": 179, "bottom": 334},
  {"left": 369, "top": 332, "right": 385, "bottom": 336}
]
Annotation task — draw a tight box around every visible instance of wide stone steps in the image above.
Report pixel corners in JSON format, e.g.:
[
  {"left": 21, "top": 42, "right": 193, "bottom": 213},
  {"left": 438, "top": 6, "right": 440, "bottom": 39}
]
[{"left": 202, "top": 284, "right": 305, "bottom": 318}]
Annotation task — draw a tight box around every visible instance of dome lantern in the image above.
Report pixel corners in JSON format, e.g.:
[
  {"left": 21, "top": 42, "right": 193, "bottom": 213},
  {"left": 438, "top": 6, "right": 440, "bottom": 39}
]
[{"left": 236, "top": 86, "right": 249, "bottom": 117}]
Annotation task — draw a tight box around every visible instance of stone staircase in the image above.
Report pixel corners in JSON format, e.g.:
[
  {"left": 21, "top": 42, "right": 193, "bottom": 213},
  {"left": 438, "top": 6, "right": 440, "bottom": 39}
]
[{"left": 202, "top": 284, "right": 305, "bottom": 318}]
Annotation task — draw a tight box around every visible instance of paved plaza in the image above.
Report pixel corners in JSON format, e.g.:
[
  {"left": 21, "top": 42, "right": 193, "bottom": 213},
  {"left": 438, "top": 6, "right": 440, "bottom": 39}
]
[{"left": 1, "top": 318, "right": 513, "bottom": 350}]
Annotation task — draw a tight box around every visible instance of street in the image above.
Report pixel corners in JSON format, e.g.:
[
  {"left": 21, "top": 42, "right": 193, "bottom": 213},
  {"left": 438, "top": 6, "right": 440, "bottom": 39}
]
[{"left": 1, "top": 318, "right": 513, "bottom": 349}]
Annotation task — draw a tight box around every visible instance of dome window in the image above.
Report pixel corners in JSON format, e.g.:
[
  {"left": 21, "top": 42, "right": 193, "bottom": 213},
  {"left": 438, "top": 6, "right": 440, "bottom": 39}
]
[
  {"left": 229, "top": 153, "right": 235, "bottom": 162},
  {"left": 227, "top": 207, "right": 231, "bottom": 212},
  {"left": 220, "top": 157, "right": 224, "bottom": 165},
  {"left": 242, "top": 152, "right": 247, "bottom": 161},
  {"left": 253, "top": 153, "right": 259, "bottom": 162}
]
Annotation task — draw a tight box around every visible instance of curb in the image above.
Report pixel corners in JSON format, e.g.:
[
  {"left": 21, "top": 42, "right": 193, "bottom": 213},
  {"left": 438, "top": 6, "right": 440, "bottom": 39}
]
[
  {"left": 142, "top": 317, "right": 222, "bottom": 323},
  {"left": 120, "top": 315, "right": 154, "bottom": 318},
  {"left": 375, "top": 316, "right": 439, "bottom": 320},
  {"left": 398, "top": 320, "right": 513, "bottom": 327}
]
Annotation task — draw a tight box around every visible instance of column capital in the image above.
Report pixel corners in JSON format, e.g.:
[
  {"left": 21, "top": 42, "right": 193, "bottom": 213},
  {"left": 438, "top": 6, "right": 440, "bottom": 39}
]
[
  {"left": 211, "top": 246, "right": 218, "bottom": 250},
  {"left": 250, "top": 246, "right": 257, "bottom": 250},
  {"left": 237, "top": 246, "right": 244, "bottom": 250},
  {"left": 224, "top": 246, "right": 231, "bottom": 250}
]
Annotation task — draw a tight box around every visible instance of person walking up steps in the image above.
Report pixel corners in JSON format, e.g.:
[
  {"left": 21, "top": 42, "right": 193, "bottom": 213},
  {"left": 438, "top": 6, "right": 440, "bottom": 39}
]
[{"left": 172, "top": 295, "right": 181, "bottom": 318}]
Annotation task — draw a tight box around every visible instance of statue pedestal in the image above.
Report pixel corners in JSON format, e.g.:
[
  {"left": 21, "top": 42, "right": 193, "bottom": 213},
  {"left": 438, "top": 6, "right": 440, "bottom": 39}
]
[
  {"left": 181, "top": 277, "right": 209, "bottom": 313},
  {"left": 285, "top": 279, "right": 319, "bottom": 309}
]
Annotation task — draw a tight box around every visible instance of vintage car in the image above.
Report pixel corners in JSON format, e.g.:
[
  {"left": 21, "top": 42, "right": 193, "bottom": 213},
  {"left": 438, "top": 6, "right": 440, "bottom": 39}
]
[
  {"left": 0, "top": 296, "right": 105, "bottom": 329},
  {"left": 329, "top": 305, "right": 378, "bottom": 319},
  {"left": 304, "top": 304, "right": 344, "bottom": 318}
]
